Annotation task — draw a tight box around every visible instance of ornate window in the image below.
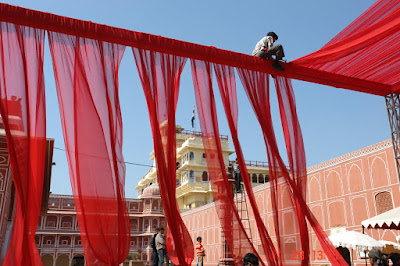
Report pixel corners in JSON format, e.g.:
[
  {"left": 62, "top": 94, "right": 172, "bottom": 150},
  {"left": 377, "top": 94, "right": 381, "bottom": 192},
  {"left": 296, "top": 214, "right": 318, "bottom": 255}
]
[
  {"left": 375, "top": 191, "right": 393, "bottom": 214},
  {"left": 46, "top": 216, "right": 57, "bottom": 228},
  {"left": 61, "top": 216, "right": 73, "bottom": 228},
  {"left": 190, "top": 152, "right": 195, "bottom": 160}
]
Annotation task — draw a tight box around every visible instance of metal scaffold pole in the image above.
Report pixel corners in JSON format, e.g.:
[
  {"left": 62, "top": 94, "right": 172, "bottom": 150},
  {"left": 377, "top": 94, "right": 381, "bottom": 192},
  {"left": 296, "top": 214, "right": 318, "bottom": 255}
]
[{"left": 385, "top": 93, "right": 400, "bottom": 180}]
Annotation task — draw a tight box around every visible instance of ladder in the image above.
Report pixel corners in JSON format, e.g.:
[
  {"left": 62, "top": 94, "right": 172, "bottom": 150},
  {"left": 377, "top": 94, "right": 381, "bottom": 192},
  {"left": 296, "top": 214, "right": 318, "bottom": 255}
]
[{"left": 234, "top": 182, "right": 253, "bottom": 243}]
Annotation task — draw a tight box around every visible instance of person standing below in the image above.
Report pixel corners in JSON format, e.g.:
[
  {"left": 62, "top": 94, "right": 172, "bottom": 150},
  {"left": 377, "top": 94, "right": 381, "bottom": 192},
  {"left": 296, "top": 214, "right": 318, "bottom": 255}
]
[
  {"left": 243, "top": 253, "right": 259, "bottom": 266},
  {"left": 253, "top": 31, "right": 285, "bottom": 71},
  {"left": 150, "top": 228, "right": 160, "bottom": 266},
  {"left": 156, "top": 227, "right": 166, "bottom": 266},
  {"left": 368, "top": 248, "right": 389, "bottom": 266},
  {"left": 232, "top": 158, "right": 242, "bottom": 192},
  {"left": 196, "top": 236, "right": 205, "bottom": 266},
  {"left": 389, "top": 253, "right": 400, "bottom": 266}
]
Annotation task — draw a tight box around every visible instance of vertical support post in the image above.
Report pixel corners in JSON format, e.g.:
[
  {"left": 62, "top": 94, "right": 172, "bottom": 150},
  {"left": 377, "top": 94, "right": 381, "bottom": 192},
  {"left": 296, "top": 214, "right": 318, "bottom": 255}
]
[{"left": 385, "top": 93, "right": 400, "bottom": 180}]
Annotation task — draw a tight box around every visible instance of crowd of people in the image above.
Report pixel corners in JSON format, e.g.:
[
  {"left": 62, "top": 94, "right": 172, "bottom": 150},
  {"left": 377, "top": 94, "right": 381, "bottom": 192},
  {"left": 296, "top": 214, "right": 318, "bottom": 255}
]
[{"left": 368, "top": 248, "right": 400, "bottom": 266}]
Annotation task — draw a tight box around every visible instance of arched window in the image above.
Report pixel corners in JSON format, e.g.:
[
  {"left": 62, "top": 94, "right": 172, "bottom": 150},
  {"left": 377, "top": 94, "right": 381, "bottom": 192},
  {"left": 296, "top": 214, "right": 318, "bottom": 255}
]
[
  {"left": 59, "top": 236, "right": 71, "bottom": 246},
  {"left": 202, "top": 153, "right": 206, "bottom": 158},
  {"left": 190, "top": 170, "right": 195, "bottom": 182},
  {"left": 152, "top": 219, "right": 158, "bottom": 230},
  {"left": 75, "top": 236, "right": 82, "bottom": 246},
  {"left": 176, "top": 178, "right": 181, "bottom": 187},
  {"left": 265, "top": 175, "right": 270, "bottom": 182},
  {"left": 190, "top": 152, "right": 195, "bottom": 160},
  {"left": 61, "top": 216, "right": 73, "bottom": 228},
  {"left": 375, "top": 191, "right": 393, "bottom": 214},
  {"left": 43, "top": 236, "right": 55, "bottom": 246},
  {"left": 252, "top": 174, "right": 258, "bottom": 183},
  {"left": 259, "top": 174, "right": 265, "bottom": 183},
  {"left": 202, "top": 171, "right": 208, "bottom": 182},
  {"left": 46, "top": 216, "right": 57, "bottom": 228}
]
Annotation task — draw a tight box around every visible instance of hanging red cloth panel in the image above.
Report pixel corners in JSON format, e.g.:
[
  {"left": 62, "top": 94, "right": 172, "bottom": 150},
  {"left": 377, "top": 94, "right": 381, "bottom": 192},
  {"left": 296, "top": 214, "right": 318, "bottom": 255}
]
[
  {"left": 213, "top": 63, "right": 279, "bottom": 265},
  {"left": 0, "top": 22, "right": 46, "bottom": 266},
  {"left": 48, "top": 32, "right": 130, "bottom": 265},
  {"left": 274, "top": 76, "right": 349, "bottom": 265},
  {"left": 191, "top": 59, "right": 260, "bottom": 265},
  {"left": 293, "top": 0, "right": 400, "bottom": 90},
  {"left": 237, "top": 68, "right": 348, "bottom": 265},
  {"left": 132, "top": 48, "right": 194, "bottom": 266}
]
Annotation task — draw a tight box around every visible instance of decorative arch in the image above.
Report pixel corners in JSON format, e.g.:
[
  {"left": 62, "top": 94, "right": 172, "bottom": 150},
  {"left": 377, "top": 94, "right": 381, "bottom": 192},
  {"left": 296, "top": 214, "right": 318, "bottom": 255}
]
[
  {"left": 60, "top": 215, "right": 73, "bottom": 228},
  {"left": 59, "top": 236, "right": 71, "bottom": 246},
  {"left": 284, "top": 239, "right": 297, "bottom": 261},
  {"left": 325, "top": 170, "right": 343, "bottom": 198},
  {"left": 45, "top": 215, "right": 58, "bottom": 228},
  {"left": 55, "top": 254, "right": 69, "bottom": 266},
  {"left": 281, "top": 186, "right": 292, "bottom": 209},
  {"left": 41, "top": 254, "right": 54, "bottom": 266},
  {"left": 308, "top": 176, "right": 322, "bottom": 202},
  {"left": 310, "top": 205, "right": 324, "bottom": 230},
  {"left": 152, "top": 218, "right": 158, "bottom": 230},
  {"left": 283, "top": 211, "right": 297, "bottom": 235},
  {"left": 370, "top": 156, "right": 390, "bottom": 188},
  {"left": 327, "top": 200, "right": 347, "bottom": 228},
  {"left": 350, "top": 196, "right": 369, "bottom": 226},
  {"left": 375, "top": 191, "right": 394, "bottom": 215},
  {"left": 347, "top": 163, "right": 365, "bottom": 193},
  {"left": 43, "top": 236, "right": 56, "bottom": 246}
]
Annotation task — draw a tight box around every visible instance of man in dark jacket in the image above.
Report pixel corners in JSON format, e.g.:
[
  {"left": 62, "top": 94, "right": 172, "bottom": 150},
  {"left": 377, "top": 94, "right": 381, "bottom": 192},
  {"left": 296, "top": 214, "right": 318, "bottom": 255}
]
[{"left": 150, "top": 228, "right": 160, "bottom": 266}]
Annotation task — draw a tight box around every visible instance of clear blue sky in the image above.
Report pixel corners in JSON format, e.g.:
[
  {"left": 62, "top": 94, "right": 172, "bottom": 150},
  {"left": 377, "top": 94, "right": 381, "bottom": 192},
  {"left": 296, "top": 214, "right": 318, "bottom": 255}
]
[{"left": 3, "top": 0, "right": 387, "bottom": 198}]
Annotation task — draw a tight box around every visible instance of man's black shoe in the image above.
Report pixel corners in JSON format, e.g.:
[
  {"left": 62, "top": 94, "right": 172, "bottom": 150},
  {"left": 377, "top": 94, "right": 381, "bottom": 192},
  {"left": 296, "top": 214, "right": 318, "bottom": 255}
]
[{"left": 272, "top": 61, "right": 285, "bottom": 71}]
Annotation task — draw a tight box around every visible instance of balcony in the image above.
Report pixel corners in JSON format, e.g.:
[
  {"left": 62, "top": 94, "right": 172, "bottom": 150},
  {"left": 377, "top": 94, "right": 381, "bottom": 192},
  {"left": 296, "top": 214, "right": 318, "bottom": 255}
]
[{"left": 179, "top": 130, "right": 228, "bottom": 141}]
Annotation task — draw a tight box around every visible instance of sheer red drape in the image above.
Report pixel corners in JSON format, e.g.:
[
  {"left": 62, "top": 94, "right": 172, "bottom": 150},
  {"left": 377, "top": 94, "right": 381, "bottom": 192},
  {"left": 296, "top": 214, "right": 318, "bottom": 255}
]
[
  {"left": 213, "top": 63, "right": 279, "bottom": 265},
  {"left": 191, "top": 60, "right": 259, "bottom": 265},
  {"left": 294, "top": 0, "right": 400, "bottom": 90},
  {"left": 0, "top": 22, "right": 46, "bottom": 266},
  {"left": 237, "top": 69, "right": 348, "bottom": 265},
  {"left": 132, "top": 48, "right": 194, "bottom": 266},
  {"left": 48, "top": 32, "right": 130, "bottom": 265}
]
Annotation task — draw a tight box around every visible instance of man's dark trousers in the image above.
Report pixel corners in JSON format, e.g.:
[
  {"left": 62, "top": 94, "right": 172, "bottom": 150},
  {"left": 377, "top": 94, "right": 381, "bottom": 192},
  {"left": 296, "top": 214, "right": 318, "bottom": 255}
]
[
  {"left": 152, "top": 248, "right": 159, "bottom": 266},
  {"left": 158, "top": 249, "right": 165, "bottom": 266}
]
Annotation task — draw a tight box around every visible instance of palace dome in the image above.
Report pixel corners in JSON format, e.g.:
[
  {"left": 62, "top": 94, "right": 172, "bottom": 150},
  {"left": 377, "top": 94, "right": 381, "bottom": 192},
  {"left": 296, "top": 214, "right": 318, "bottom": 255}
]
[{"left": 141, "top": 183, "right": 160, "bottom": 198}]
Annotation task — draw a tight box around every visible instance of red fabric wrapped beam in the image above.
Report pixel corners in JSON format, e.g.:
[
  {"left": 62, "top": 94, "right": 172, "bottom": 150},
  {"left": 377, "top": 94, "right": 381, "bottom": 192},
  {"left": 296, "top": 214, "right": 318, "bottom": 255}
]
[{"left": 0, "top": 3, "right": 392, "bottom": 96}]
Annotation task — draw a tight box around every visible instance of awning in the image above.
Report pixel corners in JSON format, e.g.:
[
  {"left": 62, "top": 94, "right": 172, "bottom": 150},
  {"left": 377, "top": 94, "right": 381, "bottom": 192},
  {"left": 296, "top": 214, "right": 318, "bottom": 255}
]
[{"left": 361, "top": 207, "right": 400, "bottom": 230}]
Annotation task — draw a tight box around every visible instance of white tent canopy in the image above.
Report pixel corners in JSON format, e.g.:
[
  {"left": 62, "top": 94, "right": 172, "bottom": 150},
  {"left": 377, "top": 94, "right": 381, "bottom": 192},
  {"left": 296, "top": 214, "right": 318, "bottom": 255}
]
[
  {"left": 361, "top": 207, "right": 400, "bottom": 230},
  {"left": 328, "top": 230, "right": 383, "bottom": 250}
]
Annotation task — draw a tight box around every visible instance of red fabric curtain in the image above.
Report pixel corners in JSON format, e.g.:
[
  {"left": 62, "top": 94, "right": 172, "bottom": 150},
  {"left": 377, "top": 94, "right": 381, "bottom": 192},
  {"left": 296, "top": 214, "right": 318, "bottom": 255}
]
[
  {"left": 0, "top": 22, "right": 46, "bottom": 266},
  {"left": 191, "top": 60, "right": 259, "bottom": 265},
  {"left": 213, "top": 63, "right": 279, "bottom": 265},
  {"left": 294, "top": 0, "right": 400, "bottom": 90},
  {"left": 132, "top": 48, "right": 194, "bottom": 266},
  {"left": 237, "top": 68, "right": 348, "bottom": 265},
  {"left": 48, "top": 32, "right": 130, "bottom": 265}
]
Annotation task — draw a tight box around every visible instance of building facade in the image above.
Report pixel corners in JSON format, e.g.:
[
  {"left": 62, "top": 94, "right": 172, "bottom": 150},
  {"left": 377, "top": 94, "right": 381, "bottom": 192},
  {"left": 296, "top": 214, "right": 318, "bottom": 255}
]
[
  {"left": 35, "top": 184, "right": 165, "bottom": 266},
  {"left": 181, "top": 139, "right": 400, "bottom": 265},
  {"left": 136, "top": 126, "right": 270, "bottom": 211}
]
